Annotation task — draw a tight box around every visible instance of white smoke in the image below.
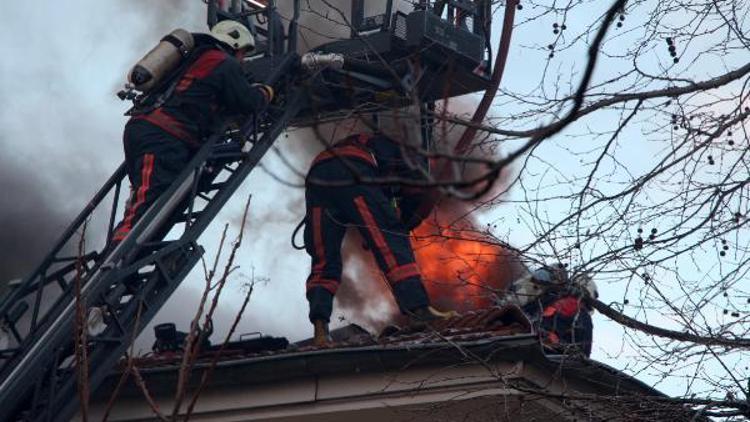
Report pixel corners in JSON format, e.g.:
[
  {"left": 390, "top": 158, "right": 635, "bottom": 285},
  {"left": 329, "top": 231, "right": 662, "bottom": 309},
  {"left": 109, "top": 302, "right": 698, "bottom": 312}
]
[{"left": 0, "top": 0, "right": 490, "bottom": 348}]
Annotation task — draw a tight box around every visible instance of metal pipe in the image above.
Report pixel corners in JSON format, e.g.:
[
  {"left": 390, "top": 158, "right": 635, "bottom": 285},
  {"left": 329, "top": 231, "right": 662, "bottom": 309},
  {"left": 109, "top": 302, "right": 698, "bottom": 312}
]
[
  {"left": 207, "top": 0, "right": 218, "bottom": 27},
  {"left": 106, "top": 179, "right": 122, "bottom": 246},
  {"left": 266, "top": 0, "right": 276, "bottom": 56},
  {"left": 383, "top": 0, "right": 394, "bottom": 30},
  {"left": 416, "top": 0, "right": 430, "bottom": 11},
  {"left": 350, "top": 0, "right": 364, "bottom": 37},
  {"left": 300, "top": 52, "right": 345, "bottom": 72},
  {"left": 288, "top": 0, "right": 300, "bottom": 53}
]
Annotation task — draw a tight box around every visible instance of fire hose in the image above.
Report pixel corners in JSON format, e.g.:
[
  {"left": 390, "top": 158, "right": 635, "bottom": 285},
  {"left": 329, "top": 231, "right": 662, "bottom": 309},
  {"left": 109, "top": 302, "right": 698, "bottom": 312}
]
[{"left": 291, "top": 217, "right": 306, "bottom": 250}]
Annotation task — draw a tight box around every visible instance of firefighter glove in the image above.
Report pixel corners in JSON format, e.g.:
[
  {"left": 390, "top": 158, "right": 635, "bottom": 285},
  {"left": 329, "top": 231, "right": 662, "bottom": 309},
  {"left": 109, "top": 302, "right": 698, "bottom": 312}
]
[{"left": 253, "top": 83, "right": 275, "bottom": 103}]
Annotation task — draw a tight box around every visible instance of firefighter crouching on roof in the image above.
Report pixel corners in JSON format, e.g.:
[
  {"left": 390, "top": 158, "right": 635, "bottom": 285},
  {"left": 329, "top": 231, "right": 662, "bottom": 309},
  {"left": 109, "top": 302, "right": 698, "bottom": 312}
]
[
  {"left": 112, "top": 20, "right": 274, "bottom": 243},
  {"left": 304, "top": 132, "right": 456, "bottom": 346},
  {"left": 513, "top": 265, "right": 598, "bottom": 357}
]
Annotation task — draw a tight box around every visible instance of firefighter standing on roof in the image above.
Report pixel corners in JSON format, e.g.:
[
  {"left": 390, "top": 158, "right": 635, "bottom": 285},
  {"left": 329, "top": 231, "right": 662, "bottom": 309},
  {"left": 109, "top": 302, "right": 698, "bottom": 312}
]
[
  {"left": 112, "top": 20, "right": 274, "bottom": 243},
  {"left": 304, "top": 132, "right": 455, "bottom": 346},
  {"left": 520, "top": 266, "right": 597, "bottom": 357}
]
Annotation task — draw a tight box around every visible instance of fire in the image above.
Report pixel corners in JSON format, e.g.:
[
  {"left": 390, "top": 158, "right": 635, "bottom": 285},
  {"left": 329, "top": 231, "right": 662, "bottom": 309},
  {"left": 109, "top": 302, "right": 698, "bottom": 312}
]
[{"left": 412, "top": 219, "right": 520, "bottom": 312}]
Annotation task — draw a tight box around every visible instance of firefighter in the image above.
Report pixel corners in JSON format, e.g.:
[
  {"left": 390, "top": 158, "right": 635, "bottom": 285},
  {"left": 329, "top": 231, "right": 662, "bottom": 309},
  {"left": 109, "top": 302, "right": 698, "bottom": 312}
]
[
  {"left": 112, "top": 20, "right": 274, "bottom": 244},
  {"left": 521, "top": 265, "right": 597, "bottom": 357},
  {"left": 304, "top": 132, "right": 455, "bottom": 346}
]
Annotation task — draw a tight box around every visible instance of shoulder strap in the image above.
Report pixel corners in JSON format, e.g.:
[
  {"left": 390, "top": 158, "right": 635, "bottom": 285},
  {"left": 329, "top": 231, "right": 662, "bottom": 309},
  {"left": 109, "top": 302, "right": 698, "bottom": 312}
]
[
  {"left": 126, "top": 45, "right": 217, "bottom": 116},
  {"left": 338, "top": 133, "right": 372, "bottom": 147}
]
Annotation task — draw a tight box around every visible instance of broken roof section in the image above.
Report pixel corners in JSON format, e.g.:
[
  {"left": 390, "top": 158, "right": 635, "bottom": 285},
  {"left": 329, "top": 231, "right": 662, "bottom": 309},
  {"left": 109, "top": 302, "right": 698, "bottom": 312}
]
[{"left": 88, "top": 305, "right": 702, "bottom": 421}]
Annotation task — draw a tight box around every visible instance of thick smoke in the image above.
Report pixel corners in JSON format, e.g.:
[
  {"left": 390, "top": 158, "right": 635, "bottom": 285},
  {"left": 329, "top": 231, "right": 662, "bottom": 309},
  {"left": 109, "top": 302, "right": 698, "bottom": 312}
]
[
  {"left": 0, "top": 0, "right": 204, "bottom": 323},
  {"left": 0, "top": 1, "right": 203, "bottom": 274},
  {"left": 0, "top": 141, "right": 71, "bottom": 284}
]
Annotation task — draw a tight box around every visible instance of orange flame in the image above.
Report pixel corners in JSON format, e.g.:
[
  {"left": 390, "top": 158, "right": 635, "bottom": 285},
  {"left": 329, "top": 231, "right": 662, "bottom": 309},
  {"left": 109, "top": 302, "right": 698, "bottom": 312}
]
[{"left": 412, "top": 220, "right": 521, "bottom": 313}]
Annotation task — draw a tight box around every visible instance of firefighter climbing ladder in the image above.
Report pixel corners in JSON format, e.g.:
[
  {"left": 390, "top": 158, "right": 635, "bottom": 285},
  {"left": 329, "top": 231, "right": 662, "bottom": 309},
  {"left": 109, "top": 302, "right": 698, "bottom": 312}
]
[
  {"left": 0, "top": 51, "right": 302, "bottom": 420},
  {"left": 0, "top": 0, "right": 507, "bottom": 420}
]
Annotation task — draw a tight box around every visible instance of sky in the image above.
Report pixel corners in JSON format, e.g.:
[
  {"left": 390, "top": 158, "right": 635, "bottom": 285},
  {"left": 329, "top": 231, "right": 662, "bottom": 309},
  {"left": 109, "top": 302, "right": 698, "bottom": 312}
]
[
  {"left": 486, "top": 0, "right": 750, "bottom": 402},
  {"left": 1, "top": 0, "right": 747, "bottom": 405}
]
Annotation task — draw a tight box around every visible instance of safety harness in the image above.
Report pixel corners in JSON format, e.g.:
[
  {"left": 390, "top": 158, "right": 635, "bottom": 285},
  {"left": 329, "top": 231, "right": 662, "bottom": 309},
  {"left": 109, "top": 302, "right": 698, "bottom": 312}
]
[
  {"left": 126, "top": 43, "right": 217, "bottom": 117},
  {"left": 292, "top": 134, "right": 378, "bottom": 250},
  {"left": 309, "top": 134, "right": 378, "bottom": 168}
]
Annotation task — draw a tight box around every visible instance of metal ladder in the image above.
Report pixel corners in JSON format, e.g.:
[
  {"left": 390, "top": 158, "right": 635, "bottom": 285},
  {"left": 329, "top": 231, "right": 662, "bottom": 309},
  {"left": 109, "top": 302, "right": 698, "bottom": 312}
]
[
  {"left": 0, "top": 58, "right": 302, "bottom": 421},
  {"left": 0, "top": 0, "right": 501, "bottom": 416}
]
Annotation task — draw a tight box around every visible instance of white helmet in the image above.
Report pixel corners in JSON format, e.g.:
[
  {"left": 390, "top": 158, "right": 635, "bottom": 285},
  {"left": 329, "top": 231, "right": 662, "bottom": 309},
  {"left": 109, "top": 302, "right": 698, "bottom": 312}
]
[
  {"left": 572, "top": 272, "right": 598, "bottom": 313},
  {"left": 585, "top": 278, "right": 599, "bottom": 302},
  {"left": 210, "top": 20, "right": 255, "bottom": 51},
  {"left": 506, "top": 273, "right": 544, "bottom": 307}
]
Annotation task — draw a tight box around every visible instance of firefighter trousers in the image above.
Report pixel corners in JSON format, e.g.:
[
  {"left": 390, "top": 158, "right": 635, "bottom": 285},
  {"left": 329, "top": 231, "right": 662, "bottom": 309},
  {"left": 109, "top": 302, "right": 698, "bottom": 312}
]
[
  {"left": 304, "top": 159, "right": 430, "bottom": 323},
  {"left": 112, "top": 120, "right": 193, "bottom": 243}
]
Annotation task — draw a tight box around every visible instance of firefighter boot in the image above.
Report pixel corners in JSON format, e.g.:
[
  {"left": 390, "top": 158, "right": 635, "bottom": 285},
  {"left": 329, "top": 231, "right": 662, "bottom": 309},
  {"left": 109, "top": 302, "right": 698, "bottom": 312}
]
[
  {"left": 408, "top": 306, "right": 459, "bottom": 328},
  {"left": 313, "top": 320, "right": 331, "bottom": 347}
]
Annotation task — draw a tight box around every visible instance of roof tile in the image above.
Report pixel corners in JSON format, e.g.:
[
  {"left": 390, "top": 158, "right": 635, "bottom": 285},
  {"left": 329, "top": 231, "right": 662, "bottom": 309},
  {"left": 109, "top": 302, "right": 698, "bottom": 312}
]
[{"left": 131, "top": 305, "right": 533, "bottom": 369}]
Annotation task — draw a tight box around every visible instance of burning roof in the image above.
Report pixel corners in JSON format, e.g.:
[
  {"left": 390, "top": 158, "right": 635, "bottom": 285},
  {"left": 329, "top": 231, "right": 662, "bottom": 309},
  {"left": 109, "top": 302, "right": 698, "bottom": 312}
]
[
  {"left": 332, "top": 208, "right": 529, "bottom": 331},
  {"left": 413, "top": 222, "right": 527, "bottom": 312},
  {"left": 130, "top": 305, "right": 534, "bottom": 370}
]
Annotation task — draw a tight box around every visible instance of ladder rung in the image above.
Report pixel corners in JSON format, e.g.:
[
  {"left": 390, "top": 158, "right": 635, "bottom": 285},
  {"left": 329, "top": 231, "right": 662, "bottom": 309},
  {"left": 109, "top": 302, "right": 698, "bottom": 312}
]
[
  {"left": 176, "top": 211, "right": 204, "bottom": 223},
  {"left": 89, "top": 336, "right": 124, "bottom": 344},
  {"left": 210, "top": 152, "right": 247, "bottom": 162},
  {"left": 139, "top": 240, "right": 177, "bottom": 250},
  {"left": 206, "top": 182, "right": 227, "bottom": 191},
  {"left": 0, "top": 348, "right": 21, "bottom": 357},
  {"left": 211, "top": 143, "right": 242, "bottom": 154}
]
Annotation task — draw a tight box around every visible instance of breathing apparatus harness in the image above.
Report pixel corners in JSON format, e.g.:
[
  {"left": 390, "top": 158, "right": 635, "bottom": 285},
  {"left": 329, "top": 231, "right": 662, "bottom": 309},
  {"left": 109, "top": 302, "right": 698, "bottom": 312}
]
[
  {"left": 290, "top": 134, "right": 376, "bottom": 251},
  {"left": 119, "top": 30, "right": 243, "bottom": 116},
  {"left": 122, "top": 40, "right": 216, "bottom": 117}
]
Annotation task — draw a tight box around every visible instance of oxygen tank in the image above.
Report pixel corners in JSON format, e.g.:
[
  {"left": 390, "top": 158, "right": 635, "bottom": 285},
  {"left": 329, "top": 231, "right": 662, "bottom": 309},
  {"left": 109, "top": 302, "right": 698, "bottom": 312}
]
[{"left": 128, "top": 29, "right": 195, "bottom": 93}]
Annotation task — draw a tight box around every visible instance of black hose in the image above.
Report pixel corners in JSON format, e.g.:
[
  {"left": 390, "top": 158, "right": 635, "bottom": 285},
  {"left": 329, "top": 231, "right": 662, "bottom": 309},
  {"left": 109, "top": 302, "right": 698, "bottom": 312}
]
[{"left": 291, "top": 217, "right": 306, "bottom": 250}]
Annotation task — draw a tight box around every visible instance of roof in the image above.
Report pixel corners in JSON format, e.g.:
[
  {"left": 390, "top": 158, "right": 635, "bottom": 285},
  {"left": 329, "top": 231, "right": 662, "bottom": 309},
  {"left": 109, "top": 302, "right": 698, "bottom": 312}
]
[
  {"left": 92, "top": 305, "right": 707, "bottom": 421},
  {"left": 100, "top": 306, "right": 660, "bottom": 399},
  {"left": 128, "top": 305, "right": 535, "bottom": 373}
]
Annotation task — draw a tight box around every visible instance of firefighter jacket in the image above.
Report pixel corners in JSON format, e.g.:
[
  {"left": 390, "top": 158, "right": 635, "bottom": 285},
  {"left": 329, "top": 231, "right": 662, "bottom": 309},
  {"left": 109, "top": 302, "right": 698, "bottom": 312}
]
[
  {"left": 522, "top": 288, "right": 594, "bottom": 356},
  {"left": 131, "top": 44, "right": 269, "bottom": 148},
  {"left": 310, "top": 134, "right": 428, "bottom": 229}
]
